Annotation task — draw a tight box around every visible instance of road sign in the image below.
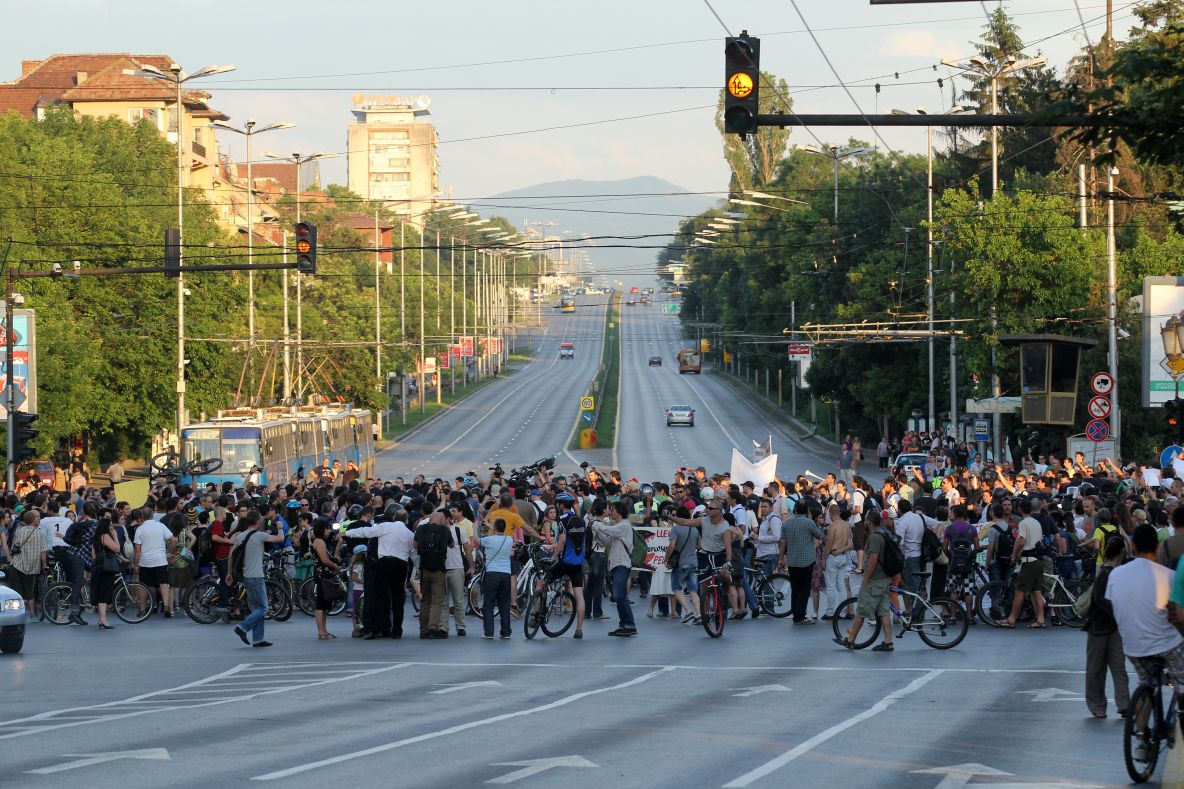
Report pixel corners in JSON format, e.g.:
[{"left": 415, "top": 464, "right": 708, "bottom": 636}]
[
  {"left": 1162, "top": 445, "right": 1183, "bottom": 469},
  {"left": 786, "top": 344, "right": 811, "bottom": 360},
  {"left": 1085, "top": 419, "right": 1110, "bottom": 442},
  {"left": 0, "top": 383, "right": 26, "bottom": 411},
  {"left": 972, "top": 418, "right": 990, "bottom": 442},
  {"left": 1086, "top": 395, "right": 1111, "bottom": 419},
  {"left": 1090, "top": 371, "right": 1114, "bottom": 396},
  {"left": 460, "top": 336, "right": 474, "bottom": 357},
  {"left": 580, "top": 396, "right": 594, "bottom": 411},
  {"left": 580, "top": 411, "right": 594, "bottom": 425}
]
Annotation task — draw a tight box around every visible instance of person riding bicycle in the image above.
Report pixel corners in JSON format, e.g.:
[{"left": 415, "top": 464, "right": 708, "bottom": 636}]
[
  {"left": 669, "top": 499, "right": 736, "bottom": 613},
  {"left": 547, "top": 491, "right": 587, "bottom": 639},
  {"left": 1109, "top": 523, "right": 1184, "bottom": 732}
]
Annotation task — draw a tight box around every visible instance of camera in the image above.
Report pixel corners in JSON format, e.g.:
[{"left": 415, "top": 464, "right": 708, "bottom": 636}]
[{"left": 580, "top": 461, "right": 589, "bottom": 469}]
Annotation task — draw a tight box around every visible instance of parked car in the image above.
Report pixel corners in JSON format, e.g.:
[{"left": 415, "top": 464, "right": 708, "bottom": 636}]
[
  {"left": 0, "top": 575, "right": 26, "bottom": 654},
  {"left": 648, "top": 355, "right": 662, "bottom": 366},
  {"left": 666, "top": 405, "right": 695, "bottom": 427},
  {"left": 891, "top": 452, "right": 930, "bottom": 475}
]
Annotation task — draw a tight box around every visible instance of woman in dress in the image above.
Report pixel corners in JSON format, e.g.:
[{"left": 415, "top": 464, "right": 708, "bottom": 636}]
[
  {"left": 311, "top": 519, "right": 342, "bottom": 640},
  {"left": 90, "top": 517, "right": 123, "bottom": 629}
]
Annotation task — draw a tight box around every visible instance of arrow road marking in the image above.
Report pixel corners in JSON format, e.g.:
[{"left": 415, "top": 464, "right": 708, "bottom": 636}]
[
  {"left": 430, "top": 681, "right": 503, "bottom": 695},
  {"left": 729, "top": 684, "right": 791, "bottom": 697},
  {"left": 27, "top": 748, "right": 170, "bottom": 775},
  {"left": 1015, "top": 688, "right": 1081, "bottom": 703},
  {"left": 487, "top": 755, "right": 597, "bottom": 784},
  {"left": 911, "top": 763, "right": 1012, "bottom": 789}
]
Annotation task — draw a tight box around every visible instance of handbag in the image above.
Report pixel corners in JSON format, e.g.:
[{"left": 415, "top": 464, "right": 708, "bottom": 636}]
[
  {"left": 318, "top": 573, "right": 345, "bottom": 603},
  {"left": 666, "top": 524, "right": 688, "bottom": 569},
  {"left": 100, "top": 549, "right": 121, "bottom": 574},
  {"left": 1073, "top": 583, "right": 1094, "bottom": 619}
]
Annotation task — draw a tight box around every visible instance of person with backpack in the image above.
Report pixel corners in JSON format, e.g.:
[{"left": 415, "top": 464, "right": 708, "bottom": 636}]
[
  {"left": 548, "top": 492, "right": 587, "bottom": 638},
  {"left": 835, "top": 511, "right": 901, "bottom": 652},
  {"left": 984, "top": 502, "right": 1016, "bottom": 584},
  {"left": 412, "top": 508, "right": 454, "bottom": 639},
  {"left": 944, "top": 504, "right": 981, "bottom": 624},
  {"left": 593, "top": 500, "right": 639, "bottom": 637},
  {"left": 226, "top": 509, "right": 286, "bottom": 647}
]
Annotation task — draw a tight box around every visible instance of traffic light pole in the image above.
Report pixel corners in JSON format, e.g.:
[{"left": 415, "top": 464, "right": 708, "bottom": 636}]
[{"left": 5, "top": 263, "right": 14, "bottom": 491}]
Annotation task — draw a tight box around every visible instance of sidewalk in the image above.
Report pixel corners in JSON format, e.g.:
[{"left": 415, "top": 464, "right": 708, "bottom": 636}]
[{"left": 711, "top": 366, "right": 840, "bottom": 455}]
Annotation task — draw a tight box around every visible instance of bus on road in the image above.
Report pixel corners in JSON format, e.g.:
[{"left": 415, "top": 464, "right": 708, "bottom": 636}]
[
  {"left": 677, "top": 348, "right": 701, "bottom": 374},
  {"left": 560, "top": 295, "right": 575, "bottom": 312}
]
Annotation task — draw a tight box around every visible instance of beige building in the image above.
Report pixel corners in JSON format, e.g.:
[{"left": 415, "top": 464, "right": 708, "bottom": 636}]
[{"left": 346, "top": 96, "right": 438, "bottom": 221}]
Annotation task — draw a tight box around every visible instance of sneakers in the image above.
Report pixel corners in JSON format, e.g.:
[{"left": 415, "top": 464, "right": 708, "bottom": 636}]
[
  {"left": 821, "top": 614, "right": 834, "bottom": 621},
  {"left": 252, "top": 641, "right": 273, "bottom": 648},
  {"left": 499, "top": 634, "right": 511, "bottom": 640},
  {"left": 680, "top": 613, "right": 695, "bottom": 624},
  {"left": 608, "top": 627, "right": 638, "bottom": 637},
  {"left": 482, "top": 634, "right": 494, "bottom": 640},
  {"left": 457, "top": 630, "right": 466, "bottom": 637},
  {"left": 233, "top": 626, "right": 250, "bottom": 646},
  {"left": 427, "top": 630, "right": 448, "bottom": 639}
]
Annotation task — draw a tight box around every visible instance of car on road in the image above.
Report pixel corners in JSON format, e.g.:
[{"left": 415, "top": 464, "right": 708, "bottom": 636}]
[
  {"left": 0, "top": 573, "right": 25, "bottom": 654},
  {"left": 625, "top": 298, "right": 636, "bottom": 306},
  {"left": 560, "top": 343, "right": 574, "bottom": 359},
  {"left": 891, "top": 452, "right": 930, "bottom": 475},
  {"left": 666, "top": 404, "right": 694, "bottom": 427},
  {"left": 648, "top": 355, "right": 662, "bottom": 366}
]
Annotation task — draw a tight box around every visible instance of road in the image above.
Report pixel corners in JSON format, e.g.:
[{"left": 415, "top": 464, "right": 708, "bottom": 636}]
[
  {"left": 376, "top": 297, "right": 606, "bottom": 481},
  {"left": 616, "top": 299, "right": 836, "bottom": 484},
  {"left": 0, "top": 606, "right": 1135, "bottom": 788}
]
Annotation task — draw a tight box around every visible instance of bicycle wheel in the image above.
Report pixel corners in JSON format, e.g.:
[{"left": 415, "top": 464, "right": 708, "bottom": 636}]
[
  {"left": 112, "top": 581, "right": 153, "bottom": 624},
  {"left": 41, "top": 583, "right": 73, "bottom": 624},
  {"left": 183, "top": 579, "right": 222, "bottom": 624},
  {"left": 327, "top": 579, "right": 348, "bottom": 616},
  {"left": 701, "top": 581, "right": 725, "bottom": 638},
  {"left": 467, "top": 576, "right": 484, "bottom": 616},
  {"left": 523, "top": 593, "right": 544, "bottom": 640},
  {"left": 266, "top": 580, "right": 291, "bottom": 622},
  {"left": 914, "top": 598, "right": 969, "bottom": 650},
  {"left": 974, "top": 580, "right": 1033, "bottom": 626},
  {"left": 758, "top": 573, "right": 793, "bottom": 618},
  {"left": 1051, "top": 579, "right": 1089, "bottom": 628},
  {"left": 542, "top": 588, "right": 576, "bottom": 637},
  {"left": 408, "top": 581, "right": 421, "bottom": 613},
  {"left": 150, "top": 449, "right": 181, "bottom": 473},
  {"left": 832, "top": 597, "right": 880, "bottom": 649},
  {"left": 1125, "top": 684, "right": 1160, "bottom": 783},
  {"left": 192, "top": 457, "right": 224, "bottom": 475},
  {"left": 297, "top": 577, "right": 317, "bottom": 617}
]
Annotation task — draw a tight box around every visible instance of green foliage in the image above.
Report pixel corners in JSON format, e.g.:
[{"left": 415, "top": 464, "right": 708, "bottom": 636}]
[{"left": 715, "top": 71, "right": 791, "bottom": 192}]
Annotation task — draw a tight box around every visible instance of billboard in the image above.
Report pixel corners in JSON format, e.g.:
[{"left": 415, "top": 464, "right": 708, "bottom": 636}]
[
  {"left": 0, "top": 308, "right": 37, "bottom": 418},
  {"left": 1142, "top": 277, "right": 1184, "bottom": 406}
]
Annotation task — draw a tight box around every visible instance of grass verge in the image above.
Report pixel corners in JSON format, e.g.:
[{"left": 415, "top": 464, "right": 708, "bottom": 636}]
[{"left": 570, "top": 293, "right": 620, "bottom": 450}]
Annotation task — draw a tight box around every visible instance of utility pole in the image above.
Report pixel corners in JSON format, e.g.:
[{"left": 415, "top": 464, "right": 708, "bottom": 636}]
[
  {"left": 926, "top": 119, "right": 935, "bottom": 434},
  {"left": 282, "top": 231, "right": 290, "bottom": 402},
  {"left": 1107, "top": 167, "right": 1121, "bottom": 455},
  {"left": 450, "top": 236, "right": 456, "bottom": 396},
  {"left": 436, "top": 229, "right": 443, "bottom": 405},
  {"left": 419, "top": 237, "right": 426, "bottom": 415},
  {"left": 790, "top": 300, "right": 797, "bottom": 417},
  {"left": 374, "top": 210, "right": 382, "bottom": 407}
]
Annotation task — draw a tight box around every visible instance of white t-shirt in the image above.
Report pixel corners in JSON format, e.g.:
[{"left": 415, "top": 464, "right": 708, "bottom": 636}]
[
  {"left": 135, "top": 520, "right": 174, "bottom": 568},
  {"left": 40, "top": 515, "right": 73, "bottom": 549},
  {"left": 1106, "top": 557, "right": 1184, "bottom": 658},
  {"left": 1016, "top": 517, "right": 1043, "bottom": 559}
]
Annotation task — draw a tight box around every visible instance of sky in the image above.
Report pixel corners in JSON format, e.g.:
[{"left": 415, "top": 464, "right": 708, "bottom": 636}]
[{"left": 4, "top": 0, "right": 1132, "bottom": 244}]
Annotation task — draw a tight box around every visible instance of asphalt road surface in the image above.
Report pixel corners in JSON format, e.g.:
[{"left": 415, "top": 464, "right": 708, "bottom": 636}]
[{"left": 0, "top": 599, "right": 1135, "bottom": 788}]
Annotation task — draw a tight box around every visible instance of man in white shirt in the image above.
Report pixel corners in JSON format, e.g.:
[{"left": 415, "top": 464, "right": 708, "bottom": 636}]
[
  {"left": 345, "top": 506, "right": 414, "bottom": 639},
  {"left": 1003, "top": 498, "right": 1048, "bottom": 627},
  {"left": 1111, "top": 523, "right": 1184, "bottom": 722},
  {"left": 894, "top": 499, "right": 936, "bottom": 600},
  {"left": 134, "top": 508, "right": 177, "bottom": 617}
]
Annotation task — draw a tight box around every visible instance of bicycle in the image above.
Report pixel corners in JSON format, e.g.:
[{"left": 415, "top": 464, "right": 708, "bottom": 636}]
[
  {"left": 43, "top": 573, "right": 154, "bottom": 625},
  {"left": 149, "top": 450, "right": 224, "bottom": 486},
  {"left": 975, "top": 558, "right": 1089, "bottom": 628},
  {"left": 466, "top": 549, "right": 486, "bottom": 616},
  {"left": 522, "top": 548, "right": 576, "bottom": 639},
  {"left": 698, "top": 563, "right": 727, "bottom": 638},
  {"left": 831, "top": 572, "right": 969, "bottom": 650},
  {"left": 183, "top": 575, "right": 290, "bottom": 625},
  {"left": 744, "top": 561, "right": 793, "bottom": 618},
  {"left": 1124, "top": 658, "right": 1179, "bottom": 783},
  {"left": 297, "top": 570, "right": 348, "bottom": 617}
]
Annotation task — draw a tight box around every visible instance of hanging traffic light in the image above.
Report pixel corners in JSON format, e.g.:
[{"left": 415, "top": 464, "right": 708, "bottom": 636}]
[
  {"left": 12, "top": 411, "right": 39, "bottom": 462},
  {"left": 1168, "top": 398, "right": 1184, "bottom": 443},
  {"left": 294, "top": 222, "right": 317, "bottom": 274},
  {"left": 164, "top": 227, "right": 180, "bottom": 279},
  {"left": 724, "top": 31, "right": 760, "bottom": 136}
]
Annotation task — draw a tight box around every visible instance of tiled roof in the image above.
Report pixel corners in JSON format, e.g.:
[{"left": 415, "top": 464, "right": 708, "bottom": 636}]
[{"left": 236, "top": 162, "right": 300, "bottom": 193}]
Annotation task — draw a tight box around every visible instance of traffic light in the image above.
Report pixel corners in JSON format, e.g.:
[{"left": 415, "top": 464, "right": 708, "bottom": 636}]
[
  {"left": 724, "top": 31, "right": 760, "bottom": 136},
  {"left": 11, "top": 411, "right": 38, "bottom": 462},
  {"left": 294, "top": 222, "right": 317, "bottom": 274},
  {"left": 1167, "top": 398, "right": 1184, "bottom": 442},
  {"left": 164, "top": 227, "right": 180, "bottom": 279}
]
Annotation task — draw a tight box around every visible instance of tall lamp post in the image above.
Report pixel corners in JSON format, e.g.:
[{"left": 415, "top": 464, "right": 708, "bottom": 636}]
[
  {"left": 127, "top": 61, "right": 235, "bottom": 441},
  {"left": 264, "top": 150, "right": 338, "bottom": 401},
  {"left": 801, "top": 145, "right": 869, "bottom": 223},
  {"left": 213, "top": 118, "right": 294, "bottom": 387},
  {"left": 1161, "top": 312, "right": 1184, "bottom": 403}
]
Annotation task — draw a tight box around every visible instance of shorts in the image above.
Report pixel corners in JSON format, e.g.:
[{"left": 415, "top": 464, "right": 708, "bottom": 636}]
[
  {"left": 699, "top": 551, "right": 728, "bottom": 573},
  {"left": 139, "top": 565, "right": 168, "bottom": 588},
  {"left": 548, "top": 562, "right": 584, "bottom": 588},
  {"left": 856, "top": 575, "right": 891, "bottom": 619},
  {"left": 1015, "top": 559, "right": 1044, "bottom": 593},
  {"left": 3, "top": 567, "right": 37, "bottom": 600},
  {"left": 671, "top": 565, "right": 699, "bottom": 594},
  {"left": 168, "top": 566, "right": 193, "bottom": 589},
  {"left": 1131, "top": 644, "right": 1184, "bottom": 690}
]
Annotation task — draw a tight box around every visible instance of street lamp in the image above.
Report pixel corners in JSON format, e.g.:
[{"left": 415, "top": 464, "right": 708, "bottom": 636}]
[
  {"left": 213, "top": 118, "right": 294, "bottom": 376},
  {"left": 728, "top": 198, "right": 793, "bottom": 213},
  {"left": 801, "top": 145, "right": 869, "bottom": 224},
  {"left": 125, "top": 61, "right": 235, "bottom": 440},
  {"left": 1161, "top": 312, "right": 1184, "bottom": 398},
  {"left": 744, "top": 190, "right": 807, "bottom": 205},
  {"left": 263, "top": 150, "right": 338, "bottom": 401}
]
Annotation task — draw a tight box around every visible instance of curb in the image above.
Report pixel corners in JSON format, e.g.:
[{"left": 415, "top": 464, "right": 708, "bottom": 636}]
[{"left": 711, "top": 368, "right": 841, "bottom": 453}]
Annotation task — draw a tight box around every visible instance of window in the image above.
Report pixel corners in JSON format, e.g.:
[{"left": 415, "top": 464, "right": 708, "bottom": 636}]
[{"left": 128, "top": 107, "right": 160, "bottom": 126}]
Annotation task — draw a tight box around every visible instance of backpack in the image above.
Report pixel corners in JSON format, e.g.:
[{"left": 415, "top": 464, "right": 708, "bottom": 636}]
[
  {"left": 194, "top": 526, "right": 213, "bottom": 566},
  {"left": 63, "top": 520, "right": 88, "bottom": 547},
  {"left": 617, "top": 526, "right": 649, "bottom": 569},
  {"left": 948, "top": 530, "right": 976, "bottom": 576},
  {"left": 230, "top": 531, "right": 259, "bottom": 579},
  {"left": 876, "top": 527, "right": 904, "bottom": 577},
  {"left": 559, "top": 514, "right": 587, "bottom": 566},
  {"left": 418, "top": 526, "right": 449, "bottom": 571},
  {"left": 920, "top": 526, "right": 944, "bottom": 565},
  {"left": 992, "top": 523, "right": 1016, "bottom": 565}
]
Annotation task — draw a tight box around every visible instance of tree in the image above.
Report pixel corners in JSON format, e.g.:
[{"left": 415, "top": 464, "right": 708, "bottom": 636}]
[{"left": 715, "top": 71, "right": 791, "bottom": 193}]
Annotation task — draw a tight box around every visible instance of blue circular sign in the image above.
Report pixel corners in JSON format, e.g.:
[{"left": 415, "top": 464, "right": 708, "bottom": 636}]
[
  {"left": 1162, "top": 445, "right": 1183, "bottom": 469},
  {"left": 1086, "top": 419, "right": 1110, "bottom": 443}
]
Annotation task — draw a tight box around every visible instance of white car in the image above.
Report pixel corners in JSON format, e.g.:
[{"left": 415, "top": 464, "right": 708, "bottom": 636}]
[
  {"left": 666, "top": 405, "right": 695, "bottom": 427},
  {"left": 0, "top": 573, "right": 26, "bottom": 654}
]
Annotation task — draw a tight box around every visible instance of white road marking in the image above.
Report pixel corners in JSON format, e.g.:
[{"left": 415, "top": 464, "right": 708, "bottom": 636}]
[
  {"left": 1015, "top": 688, "right": 1083, "bottom": 702},
  {"left": 910, "top": 763, "right": 1012, "bottom": 789},
  {"left": 26, "top": 747, "right": 171, "bottom": 775},
  {"left": 251, "top": 667, "right": 675, "bottom": 781},
  {"left": 486, "top": 755, "right": 597, "bottom": 784},
  {"left": 721, "top": 669, "right": 944, "bottom": 788},
  {"left": 730, "top": 684, "right": 791, "bottom": 698},
  {"left": 430, "top": 680, "right": 504, "bottom": 694}
]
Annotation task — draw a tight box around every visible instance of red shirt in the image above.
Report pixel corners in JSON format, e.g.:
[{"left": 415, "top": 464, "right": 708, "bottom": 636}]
[{"left": 211, "top": 522, "right": 232, "bottom": 560}]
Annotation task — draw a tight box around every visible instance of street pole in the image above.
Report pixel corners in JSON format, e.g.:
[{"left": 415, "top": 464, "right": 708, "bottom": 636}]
[
  {"left": 374, "top": 210, "right": 382, "bottom": 400},
  {"left": 175, "top": 76, "right": 186, "bottom": 440},
  {"left": 990, "top": 75, "right": 1001, "bottom": 460},
  {"left": 419, "top": 235, "right": 426, "bottom": 415},
  {"left": 1107, "top": 167, "right": 1121, "bottom": 454},
  {"left": 246, "top": 125, "right": 255, "bottom": 381},
  {"left": 990, "top": 75, "right": 999, "bottom": 197},
  {"left": 436, "top": 229, "right": 443, "bottom": 405},
  {"left": 450, "top": 236, "right": 456, "bottom": 396},
  {"left": 790, "top": 300, "right": 797, "bottom": 417},
  {"left": 6, "top": 262, "right": 15, "bottom": 491},
  {"left": 282, "top": 231, "right": 290, "bottom": 402},
  {"left": 295, "top": 191, "right": 303, "bottom": 401},
  {"left": 832, "top": 154, "right": 839, "bottom": 225},
  {"left": 926, "top": 121, "right": 935, "bottom": 434}
]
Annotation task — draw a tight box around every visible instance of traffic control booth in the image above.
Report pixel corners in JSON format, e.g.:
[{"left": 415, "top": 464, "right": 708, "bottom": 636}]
[{"left": 1000, "top": 334, "right": 1097, "bottom": 425}]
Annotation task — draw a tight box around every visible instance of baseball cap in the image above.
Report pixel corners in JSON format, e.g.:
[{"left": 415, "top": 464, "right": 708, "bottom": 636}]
[
  {"left": 701, "top": 487, "right": 716, "bottom": 501},
  {"left": 529, "top": 488, "right": 542, "bottom": 496}
]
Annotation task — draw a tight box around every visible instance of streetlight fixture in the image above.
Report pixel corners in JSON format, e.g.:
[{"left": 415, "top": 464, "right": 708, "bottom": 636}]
[
  {"left": 801, "top": 145, "right": 870, "bottom": 224},
  {"left": 744, "top": 189, "right": 807, "bottom": 204},
  {"left": 213, "top": 119, "right": 295, "bottom": 374},
  {"left": 1161, "top": 312, "right": 1184, "bottom": 399},
  {"left": 125, "top": 61, "right": 235, "bottom": 440},
  {"left": 728, "top": 197, "right": 792, "bottom": 212}
]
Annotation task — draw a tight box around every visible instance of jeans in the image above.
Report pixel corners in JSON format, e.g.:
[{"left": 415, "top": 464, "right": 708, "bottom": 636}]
[
  {"left": 445, "top": 568, "right": 466, "bottom": 633},
  {"left": 754, "top": 553, "right": 777, "bottom": 610},
  {"left": 241, "top": 577, "right": 267, "bottom": 642},
  {"left": 740, "top": 546, "right": 759, "bottom": 613},
  {"left": 786, "top": 564, "right": 814, "bottom": 623},
  {"left": 823, "top": 553, "right": 851, "bottom": 615},
  {"left": 584, "top": 552, "right": 605, "bottom": 617},
  {"left": 610, "top": 565, "right": 635, "bottom": 629},
  {"left": 904, "top": 556, "right": 925, "bottom": 614},
  {"left": 56, "top": 547, "right": 84, "bottom": 614},
  {"left": 483, "top": 571, "right": 512, "bottom": 637},
  {"left": 215, "top": 557, "right": 230, "bottom": 609},
  {"left": 419, "top": 569, "right": 446, "bottom": 634}
]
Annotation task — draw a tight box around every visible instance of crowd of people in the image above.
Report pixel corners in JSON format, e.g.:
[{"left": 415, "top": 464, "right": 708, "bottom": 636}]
[{"left": 4, "top": 437, "right": 1184, "bottom": 728}]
